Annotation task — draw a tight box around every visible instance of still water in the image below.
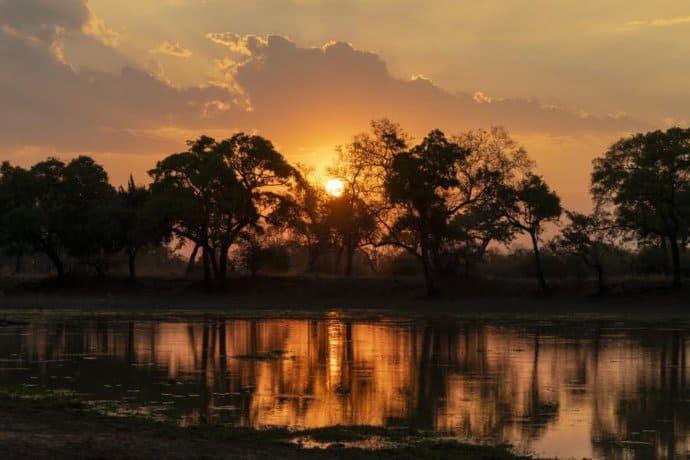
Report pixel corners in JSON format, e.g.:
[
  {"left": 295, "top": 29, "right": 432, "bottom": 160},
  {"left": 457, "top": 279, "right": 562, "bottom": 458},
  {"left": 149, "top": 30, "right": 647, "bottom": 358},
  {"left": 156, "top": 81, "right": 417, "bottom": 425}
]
[{"left": 1, "top": 313, "right": 689, "bottom": 459}]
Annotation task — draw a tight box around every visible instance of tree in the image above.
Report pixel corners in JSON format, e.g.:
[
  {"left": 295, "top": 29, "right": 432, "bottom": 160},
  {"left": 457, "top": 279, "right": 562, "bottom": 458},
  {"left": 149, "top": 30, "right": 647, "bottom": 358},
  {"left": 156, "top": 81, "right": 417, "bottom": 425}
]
[
  {"left": 0, "top": 163, "right": 38, "bottom": 272},
  {"left": 591, "top": 128, "right": 690, "bottom": 288},
  {"left": 149, "top": 134, "right": 299, "bottom": 285},
  {"left": 59, "top": 156, "right": 118, "bottom": 275},
  {"left": 499, "top": 174, "right": 562, "bottom": 293},
  {"left": 381, "top": 126, "right": 533, "bottom": 294},
  {"left": 437, "top": 127, "right": 532, "bottom": 276},
  {"left": 445, "top": 202, "right": 514, "bottom": 278},
  {"left": 0, "top": 156, "right": 116, "bottom": 277},
  {"left": 329, "top": 119, "right": 409, "bottom": 276},
  {"left": 550, "top": 210, "right": 614, "bottom": 294},
  {"left": 324, "top": 191, "right": 376, "bottom": 276},
  {"left": 385, "top": 130, "right": 466, "bottom": 295},
  {"left": 282, "top": 169, "right": 331, "bottom": 273},
  {"left": 116, "top": 176, "right": 170, "bottom": 280},
  {"left": 236, "top": 231, "right": 290, "bottom": 278}
]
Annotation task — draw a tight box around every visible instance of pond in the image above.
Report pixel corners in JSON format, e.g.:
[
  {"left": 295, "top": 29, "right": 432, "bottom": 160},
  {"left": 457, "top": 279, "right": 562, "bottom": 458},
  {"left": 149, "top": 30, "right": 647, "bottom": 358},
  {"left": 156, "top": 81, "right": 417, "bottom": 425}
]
[{"left": 0, "top": 313, "right": 688, "bottom": 459}]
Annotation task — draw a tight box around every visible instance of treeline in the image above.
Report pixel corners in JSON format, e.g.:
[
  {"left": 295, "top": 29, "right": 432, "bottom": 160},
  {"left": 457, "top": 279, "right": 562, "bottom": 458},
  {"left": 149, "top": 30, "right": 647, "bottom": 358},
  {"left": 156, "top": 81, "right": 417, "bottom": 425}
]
[{"left": 1, "top": 122, "right": 688, "bottom": 295}]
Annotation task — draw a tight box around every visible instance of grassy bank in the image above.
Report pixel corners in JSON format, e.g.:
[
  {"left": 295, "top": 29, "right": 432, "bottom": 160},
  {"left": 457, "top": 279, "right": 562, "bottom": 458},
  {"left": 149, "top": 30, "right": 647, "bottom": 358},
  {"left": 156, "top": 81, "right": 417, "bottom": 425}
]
[
  {"left": 0, "top": 388, "right": 531, "bottom": 460},
  {"left": 0, "top": 274, "right": 689, "bottom": 319}
]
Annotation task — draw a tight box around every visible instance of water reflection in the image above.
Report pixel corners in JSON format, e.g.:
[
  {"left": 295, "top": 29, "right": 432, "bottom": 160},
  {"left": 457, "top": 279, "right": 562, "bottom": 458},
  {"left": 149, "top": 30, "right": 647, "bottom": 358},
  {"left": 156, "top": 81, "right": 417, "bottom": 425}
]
[{"left": 1, "top": 316, "right": 689, "bottom": 459}]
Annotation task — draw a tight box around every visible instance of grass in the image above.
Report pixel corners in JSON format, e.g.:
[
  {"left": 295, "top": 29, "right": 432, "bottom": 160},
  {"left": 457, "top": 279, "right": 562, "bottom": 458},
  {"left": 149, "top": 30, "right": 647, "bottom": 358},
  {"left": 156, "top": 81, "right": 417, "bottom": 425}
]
[{"left": 0, "top": 385, "right": 536, "bottom": 459}]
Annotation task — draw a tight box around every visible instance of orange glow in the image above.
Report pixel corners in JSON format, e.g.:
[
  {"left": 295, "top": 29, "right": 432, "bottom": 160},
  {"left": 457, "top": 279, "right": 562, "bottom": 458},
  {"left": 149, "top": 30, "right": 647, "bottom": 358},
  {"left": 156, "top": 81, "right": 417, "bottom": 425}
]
[{"left": 325, "top": 178, "right": 345, "bottom": 197}]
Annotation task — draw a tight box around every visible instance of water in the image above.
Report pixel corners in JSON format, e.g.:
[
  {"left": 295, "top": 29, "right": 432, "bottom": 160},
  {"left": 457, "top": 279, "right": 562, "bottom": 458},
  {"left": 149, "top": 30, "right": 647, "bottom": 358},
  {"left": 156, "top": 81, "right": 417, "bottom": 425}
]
[{"left": 1, "top": 313, "right": 689, "bottom": 459}]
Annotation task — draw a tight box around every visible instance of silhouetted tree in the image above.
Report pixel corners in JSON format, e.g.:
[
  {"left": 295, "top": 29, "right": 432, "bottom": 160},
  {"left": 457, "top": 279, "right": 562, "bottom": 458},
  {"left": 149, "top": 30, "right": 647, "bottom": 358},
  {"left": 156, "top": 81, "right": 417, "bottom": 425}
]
[
  {"left": 499, "top": 174, "right": 562, "bottom": 293},
  {"left": 283, "top": 169, "right": 331, "bottom": 273},
  {"left": 330, "top": 119, "right": 409, "bottom": 275},
  {"left": 437, "top": 127, "right": 532, "bottom": 276},
  {"left": 592, "top": 128, "right": 690, "bottom": 288},
  {"left": 385, "top": 130, "right": 466, "bottom": 295},
  {"left": 237, "top": 231, "right": 290, "bottom": 277},
  {"left": 550, "top": 210, "right": 614, "bottom": 294},
  {"left": 59, "top": 156, "right": 118, "bottom": 274},
  {"left": 116, "top": 176, "right": 170, "bottom": 279},
  {"left": 149, "top": 134, "right": 299, "bottom": 285},
  {"left": 0, "top": 156, "right": 116, "bottom": 277}
]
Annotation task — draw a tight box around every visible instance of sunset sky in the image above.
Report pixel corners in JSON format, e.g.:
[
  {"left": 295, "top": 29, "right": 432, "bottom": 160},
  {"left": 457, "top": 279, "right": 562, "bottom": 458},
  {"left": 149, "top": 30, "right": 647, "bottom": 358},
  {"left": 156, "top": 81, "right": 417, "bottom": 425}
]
[{"left": 2, "top": 0, "right": 689, "bottom": 210}]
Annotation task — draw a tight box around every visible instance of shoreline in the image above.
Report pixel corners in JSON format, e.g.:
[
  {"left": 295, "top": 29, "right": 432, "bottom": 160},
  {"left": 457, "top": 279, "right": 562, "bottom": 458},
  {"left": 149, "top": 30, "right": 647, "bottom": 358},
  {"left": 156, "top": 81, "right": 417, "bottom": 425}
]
[
  {"left": 0, "top": 275, "right": 688, "bottom": 318},
  {"left": 0, "top": 392, "right": 530, "bottom": 460}
]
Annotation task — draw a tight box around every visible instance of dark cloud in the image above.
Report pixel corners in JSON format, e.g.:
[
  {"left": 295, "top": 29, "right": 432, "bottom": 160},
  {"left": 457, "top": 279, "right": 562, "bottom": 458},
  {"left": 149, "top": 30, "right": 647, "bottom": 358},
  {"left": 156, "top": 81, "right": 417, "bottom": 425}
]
[
  {"left": 0, "top": 15, "right": 646, "bottom": 176},
  {"left": 0, "top": 0, "right": 90, "bottom": 41},
  {"left": 0, "top": 27, "right": 231, "bottom": 154}
]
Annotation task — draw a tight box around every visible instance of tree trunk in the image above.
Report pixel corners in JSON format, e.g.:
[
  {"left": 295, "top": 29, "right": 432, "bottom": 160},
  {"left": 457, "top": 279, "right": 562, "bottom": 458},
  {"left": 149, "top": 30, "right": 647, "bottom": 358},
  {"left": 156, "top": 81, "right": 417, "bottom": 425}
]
[
  {"left": 335, "top": 244, "right": 344, "bottom": 274},
  {"left": 530, "top": 232, "right": 548, "bottom": 294},
  {"left": 209, "top": 247, "right": 219, "bottom": 280},
  {"left": 186, "top": 244, "right": 200, "bottom": 274},
  {"left": 669, "top": 235, "right": 682, "bottom": 288},
  {"left": 14, "top": 254, "right": 24, "bottom": 274},
  {"left": 128, "top": 249, "right": 137, "bottom": 280},
  {"left": 463, "top": 258, "right": 473, "bottom": 279},
  {"left": 420, "top": 237, "right": 436, "bottom": 297},
  {"left": 217, "top": 243, "right": 230, "bottom": 286},
  {"left": 308, "top": 246, "right": 319, "bottom": 273},
  {"left": 44, "top": 246, "right": 65, "bottom": 278},
  {"left": 345, "top": 240, "right": 355, "bottom": 277},
  {"left": 595, "top": 263, "right": 608, "bottom": 295},
  {"left": 202, "top": 246, "right": 211, "bottom": 283}
]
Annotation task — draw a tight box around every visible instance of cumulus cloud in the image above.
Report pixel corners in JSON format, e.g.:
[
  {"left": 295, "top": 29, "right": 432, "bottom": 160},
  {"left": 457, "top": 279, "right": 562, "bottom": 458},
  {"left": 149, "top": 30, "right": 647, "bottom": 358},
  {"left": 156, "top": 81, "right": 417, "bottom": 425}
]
[
  {"left": 0, "top": 0, "right": 117, "bottom": 45},
  {"left": 81, "top": 11, "right": 119, "bottom": 47},
  {"left": 206, "top": 32, "right": 265, "bottom": 56},
  {"left": 150, "top": 41, "right": 192, "bottom": 58},
  {"left": 1, "top": 21, "right": 648, "bottom": 196}
]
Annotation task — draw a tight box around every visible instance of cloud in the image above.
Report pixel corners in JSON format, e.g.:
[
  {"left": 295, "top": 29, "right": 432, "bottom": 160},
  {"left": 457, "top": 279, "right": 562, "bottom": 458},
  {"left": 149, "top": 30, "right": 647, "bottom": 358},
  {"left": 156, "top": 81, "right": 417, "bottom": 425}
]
[
  {"left": 0, "top": 0, "right": 117, "bottom": 45},
  {"left": 82, "top": 9, "right": 119, "bottom": 47},
  {"left": 206, "top": 32, "right": 265, "bottom": 56},
  {"left": 0, "top": 23, "right": 648, "bottom": 203},
  {"left": 619, "top": 15, "right": 690, "bottom": 31},
  {"left": 150, "top": 40, "right": 192, "bottom": 58}
]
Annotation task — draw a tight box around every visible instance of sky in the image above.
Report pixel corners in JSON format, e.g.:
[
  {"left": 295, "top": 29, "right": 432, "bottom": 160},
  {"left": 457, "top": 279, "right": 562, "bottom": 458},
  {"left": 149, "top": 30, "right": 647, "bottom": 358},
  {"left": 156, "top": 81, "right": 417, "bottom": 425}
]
[{"left": 1, "top": 0, "right": 689, "bottom": 211}]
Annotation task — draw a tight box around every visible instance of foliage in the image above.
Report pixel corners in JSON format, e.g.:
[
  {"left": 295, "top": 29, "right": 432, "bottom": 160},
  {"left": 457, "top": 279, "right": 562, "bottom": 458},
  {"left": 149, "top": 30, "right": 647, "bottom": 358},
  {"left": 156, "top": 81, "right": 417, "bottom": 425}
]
[
  {"left": 0, "top": 156, "right": 117, "bottom": 276},
  {"left": 149, "top": 134, "right": 299, "bottom": 284},
  {"left": 498, "top": 173, "right": 562, "bottom": 292},
  {"left": 591, "top": 127, "right": 690, "bottom": 287},
  {"left": 549, "top": 210, "right": 614, "bottom": 293}
]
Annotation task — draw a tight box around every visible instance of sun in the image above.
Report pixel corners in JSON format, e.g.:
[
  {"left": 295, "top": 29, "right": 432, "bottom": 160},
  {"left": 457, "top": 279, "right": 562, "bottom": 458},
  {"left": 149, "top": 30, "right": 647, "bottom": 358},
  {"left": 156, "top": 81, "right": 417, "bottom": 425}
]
[{"left": 325, "top": 178, "right": 345, "bottom": 197}]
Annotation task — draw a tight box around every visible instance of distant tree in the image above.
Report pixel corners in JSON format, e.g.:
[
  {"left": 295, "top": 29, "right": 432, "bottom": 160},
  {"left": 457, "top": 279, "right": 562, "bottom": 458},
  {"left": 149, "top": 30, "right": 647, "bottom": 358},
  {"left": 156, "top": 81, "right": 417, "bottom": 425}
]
[
  {"left": 0, "top": 163, "right": 38, "bottom": 272},
  {"left": 282, "top": 169, "right": 330, "bottom": 273},
  {"left": 149, "top": 134, "right": 299, "bottom": 285},
  {"left": 445, "top": 202, "right": 514, "bottom": 278},
  {"left": 0, "top": 157, "right": 116, "bottom": 277},
  {"left": 550, "top": 210, "right": 614, "bottom": 294},
  {"left": 382, "top": 126, "right": 533, "bottom": 293},
  {"left": 59, "top": 156, "right": 118, "bottom": 275},
  {"left": 385, "top": 130, "right": 466, "bottom": 295},
  {"left": 237, "top": 231, "right": 290, "bottom": 278},
  {"left": 438, "top": 127, "right": 533, "bottom": 276},
  {"left": 116, "top": 176, "right": 170, "bottom": 280},
  {"left": 324, "top": 191, "right": 377, "bottom": 276},
  {"left": 591, "top": 128, "right": 690, "bottom": 288},
  {"left": 499, "top": 174, "right": 562, "bottom": 293},
  {"left": 330, "top": 119, "right": 409, "bottom": 276}
]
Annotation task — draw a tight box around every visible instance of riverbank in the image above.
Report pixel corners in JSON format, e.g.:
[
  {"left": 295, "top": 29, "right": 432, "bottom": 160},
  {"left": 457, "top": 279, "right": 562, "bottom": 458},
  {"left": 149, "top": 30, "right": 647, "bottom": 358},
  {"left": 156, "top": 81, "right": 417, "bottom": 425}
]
[
  {"left": 0, "top": 392, "right": 529, "bottom": 460},
  {"left": 0, "top": 274, "right": 688, "bottom": 317}
]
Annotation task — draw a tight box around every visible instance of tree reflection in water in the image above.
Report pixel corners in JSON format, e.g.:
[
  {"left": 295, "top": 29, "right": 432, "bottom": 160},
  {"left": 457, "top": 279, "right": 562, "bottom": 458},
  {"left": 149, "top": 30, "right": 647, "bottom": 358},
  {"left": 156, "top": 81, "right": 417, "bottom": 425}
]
[{"left": 1, "top": 317, "right": 689, "bottom": 459}]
